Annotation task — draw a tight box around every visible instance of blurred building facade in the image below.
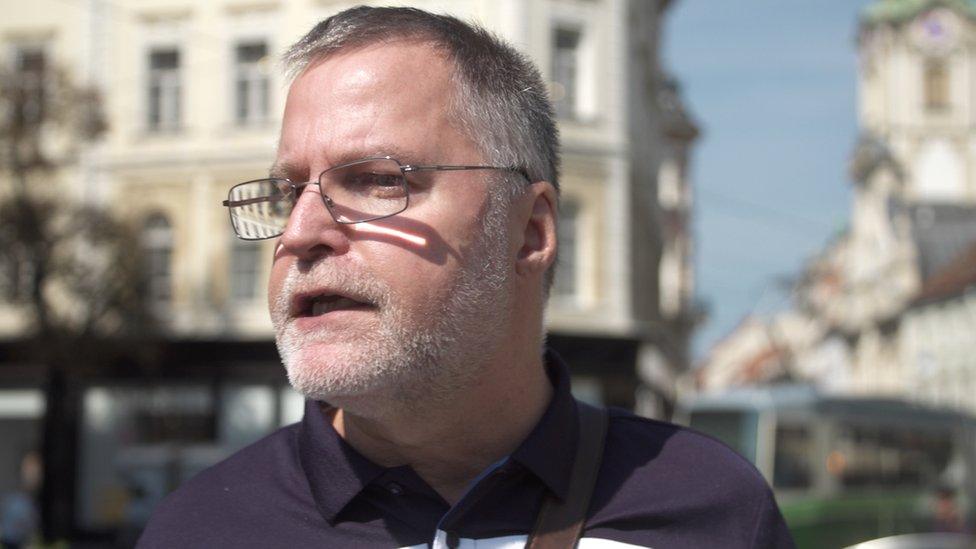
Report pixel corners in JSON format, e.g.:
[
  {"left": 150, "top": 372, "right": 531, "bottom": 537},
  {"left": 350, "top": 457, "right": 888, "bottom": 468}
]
[
  {"left": 902, "top": 240, "right": 976, "bottom": 410},
  {"left": 0, "top": 0, "right": 698, "bottom": 540},
  {"left": 696, "top": 0, "right": 976, "bottom": 416}
]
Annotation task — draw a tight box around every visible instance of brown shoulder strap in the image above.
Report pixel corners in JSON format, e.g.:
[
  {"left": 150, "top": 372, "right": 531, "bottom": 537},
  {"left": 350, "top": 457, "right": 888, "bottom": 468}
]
[{"left": 525, "top": 401, "right": 609, "bottom": 549}]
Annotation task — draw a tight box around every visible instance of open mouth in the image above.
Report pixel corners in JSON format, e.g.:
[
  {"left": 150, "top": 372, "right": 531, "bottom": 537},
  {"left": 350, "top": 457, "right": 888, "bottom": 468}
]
[{"left": 294, "top": 292, "right": 375, "bottom": 318}]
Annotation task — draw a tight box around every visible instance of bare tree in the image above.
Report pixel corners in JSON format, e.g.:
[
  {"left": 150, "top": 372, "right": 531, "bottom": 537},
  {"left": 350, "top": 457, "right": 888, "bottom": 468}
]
[{"left": 1, "top": 56, "right": 154, "bottom": 542}]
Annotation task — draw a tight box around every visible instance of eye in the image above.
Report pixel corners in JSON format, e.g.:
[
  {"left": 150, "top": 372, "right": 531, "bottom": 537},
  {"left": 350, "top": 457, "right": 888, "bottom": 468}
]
[
  {"left": 321, "top": 159, "right": 409, "bottom": 203},
  {"left": 269, "top": 181, "right": 294, "bottom": 216},
  {"left": 348, "top": 173, "right": 407, "bottom": 200},
  {"left": 273, "top": 169, "right": 307, "bottom": 196},
  {"left": 273, "top": 179, "right": 293, "bottom": 195},
  {"left": 361, "top": 172, "right": 403, "bottom": 187}
]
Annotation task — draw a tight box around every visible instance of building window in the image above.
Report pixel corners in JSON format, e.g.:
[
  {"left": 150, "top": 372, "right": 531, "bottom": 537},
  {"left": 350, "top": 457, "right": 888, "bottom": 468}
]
[
  {"left": 142, "top": 214, "right": 173, "bottom": 307},
  {"left": 234, "top": 41, "right": 270, "bottom": 125},
  {"left": 1, "top": 244, "right": 34, "bottom": 304},
  {"left": 551, "top": 27, "right": 581, "bottom": 119},
  {"left": 78, "top": 385, "right": 215, "bottom": 529},
  {"left": 924, "top": 59, "right": 949, "bottom": 110},
  {"left": 147, "top": 48, "right": 181, "bottom": 131},
  {"left": 230, "top": 234, "right": 261, "bottom": 300},
  {"left": 773, "top": 425, "right": 813, "bottom": 489},
  {"left": 13, "top": 46, "right": 47, "bottom": 125},
  {"left": 554, "top": 200, "right": 580, "bottom": 299}
]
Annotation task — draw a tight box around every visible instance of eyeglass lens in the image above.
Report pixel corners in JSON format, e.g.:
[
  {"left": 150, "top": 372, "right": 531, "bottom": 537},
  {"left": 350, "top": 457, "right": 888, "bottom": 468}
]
[
  {"left": 321, "top": 158, "right": 408, "bottom": 223},
  {"left": 227, "top": 179, "right": 293, "bottom": 240},
  {"left": 226, "top": 158, "right": 409, "bottom": 240}
]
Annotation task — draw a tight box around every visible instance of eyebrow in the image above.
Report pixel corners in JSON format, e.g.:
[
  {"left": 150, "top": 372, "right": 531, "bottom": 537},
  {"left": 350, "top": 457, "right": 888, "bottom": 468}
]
[
  {"left": 268, "top": 160, "right": 303, "bottom": 180},
  {"left": 330, "top": 146, "right": 429, "bottom": 166},
  {"left": 269, "top": 147, "right": 436, "bottom": 180}
]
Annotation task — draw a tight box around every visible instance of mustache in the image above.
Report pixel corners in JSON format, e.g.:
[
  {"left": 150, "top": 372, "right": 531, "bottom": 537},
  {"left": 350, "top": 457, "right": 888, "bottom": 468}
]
[{"left": 272, "top": 262, "right": 393, "bottom": 320}]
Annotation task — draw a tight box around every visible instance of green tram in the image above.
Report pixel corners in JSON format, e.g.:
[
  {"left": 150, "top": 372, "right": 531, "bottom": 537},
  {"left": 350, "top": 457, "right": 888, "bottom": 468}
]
[{"left": 676, "top": 386, "right": 976, "bottom": 548}]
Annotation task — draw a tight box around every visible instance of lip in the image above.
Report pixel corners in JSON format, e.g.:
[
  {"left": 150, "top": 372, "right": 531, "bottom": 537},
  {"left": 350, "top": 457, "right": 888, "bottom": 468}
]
[
  {"left": 291, "top": 305, "right": 376, "bottom": 331},
  {"left": 289, "top": 288, "right": 377, "bottom": 319}
]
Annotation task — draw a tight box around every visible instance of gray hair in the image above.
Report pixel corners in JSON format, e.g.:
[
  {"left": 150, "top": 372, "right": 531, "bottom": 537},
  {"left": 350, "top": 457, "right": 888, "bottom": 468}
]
[{"left": 281, "top": 6, "right": 561, "bottom": 200}]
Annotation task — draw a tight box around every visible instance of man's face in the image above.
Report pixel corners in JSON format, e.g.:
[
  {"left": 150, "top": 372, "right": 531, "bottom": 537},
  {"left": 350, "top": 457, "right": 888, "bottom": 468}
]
[{"left": 268, "top": 42, "right": 515, "bottom": 412}]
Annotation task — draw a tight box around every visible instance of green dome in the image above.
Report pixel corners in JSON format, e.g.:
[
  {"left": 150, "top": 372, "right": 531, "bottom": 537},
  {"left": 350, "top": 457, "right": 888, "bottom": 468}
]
[{"left": 862, "top": 0, "right": 976, "bottom": 25}]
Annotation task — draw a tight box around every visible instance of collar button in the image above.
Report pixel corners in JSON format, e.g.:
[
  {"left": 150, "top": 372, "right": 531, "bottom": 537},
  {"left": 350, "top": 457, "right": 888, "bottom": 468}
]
[{"left": 386, "top": 482, "right": 404, "bottom": 496}]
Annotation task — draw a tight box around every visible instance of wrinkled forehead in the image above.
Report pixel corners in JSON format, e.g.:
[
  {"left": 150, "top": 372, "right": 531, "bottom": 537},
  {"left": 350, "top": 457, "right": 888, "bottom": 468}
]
[
  {"left": 277, "top": 41, "right": 471, "bottom": 170},
  {"left": 284, "top": 39, "right": 461, "bottom": 126}
]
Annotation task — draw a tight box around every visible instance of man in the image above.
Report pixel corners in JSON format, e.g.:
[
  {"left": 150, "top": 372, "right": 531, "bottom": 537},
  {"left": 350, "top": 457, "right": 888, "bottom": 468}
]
[{"left": 139, "top": 6, "right": 794, "bottom": 548}]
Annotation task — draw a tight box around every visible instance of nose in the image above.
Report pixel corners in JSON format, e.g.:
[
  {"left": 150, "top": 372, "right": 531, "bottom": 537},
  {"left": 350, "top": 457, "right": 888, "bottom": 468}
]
[{"left": 277, "top": 183, "right": 350, "bottom": 260}]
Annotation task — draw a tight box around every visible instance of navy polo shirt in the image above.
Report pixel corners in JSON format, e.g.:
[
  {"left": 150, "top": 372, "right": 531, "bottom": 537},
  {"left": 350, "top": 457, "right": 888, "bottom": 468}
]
[{"left": 138, "top": 352, "right": 794, "bottom": 548}]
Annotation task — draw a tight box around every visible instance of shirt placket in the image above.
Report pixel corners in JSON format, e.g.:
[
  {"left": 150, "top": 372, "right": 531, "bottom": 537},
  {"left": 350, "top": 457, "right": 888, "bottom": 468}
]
[{"left": 431, "top": 461, "right": 522, "bottom": 548}]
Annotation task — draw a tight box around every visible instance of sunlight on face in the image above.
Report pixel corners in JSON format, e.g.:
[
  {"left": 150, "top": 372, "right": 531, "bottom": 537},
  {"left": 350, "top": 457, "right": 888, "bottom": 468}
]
[{"left": 350, "top": 222, "right": 428, "bottom": 246}]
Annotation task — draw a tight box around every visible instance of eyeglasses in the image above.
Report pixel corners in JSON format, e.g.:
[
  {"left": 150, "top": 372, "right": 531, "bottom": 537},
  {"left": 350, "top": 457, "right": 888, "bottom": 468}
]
[{"left": 223, "top": 156, "right": 529, "bottom": 241}]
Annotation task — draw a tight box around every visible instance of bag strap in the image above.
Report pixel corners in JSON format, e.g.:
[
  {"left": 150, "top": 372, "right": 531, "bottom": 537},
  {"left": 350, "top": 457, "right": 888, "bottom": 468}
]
[{"left": 525, "top": 401, "right": 609, "bottom": 549}]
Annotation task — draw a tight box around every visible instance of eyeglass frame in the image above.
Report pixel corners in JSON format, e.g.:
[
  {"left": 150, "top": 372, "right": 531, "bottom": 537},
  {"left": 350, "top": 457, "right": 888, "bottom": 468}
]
[{"left": 222, "top": 155, "right": 531, "bottom": 241}]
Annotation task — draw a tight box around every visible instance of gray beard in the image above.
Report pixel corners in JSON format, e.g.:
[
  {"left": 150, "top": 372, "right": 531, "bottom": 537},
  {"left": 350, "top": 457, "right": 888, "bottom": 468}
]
[{"left": 270, "top": 198, "right": 512, "bottom": 418}]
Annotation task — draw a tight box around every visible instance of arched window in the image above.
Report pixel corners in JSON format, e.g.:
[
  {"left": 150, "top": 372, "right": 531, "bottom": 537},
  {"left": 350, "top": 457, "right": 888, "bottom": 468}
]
[
  {"left": 142, "top": 214, "right": 173, "bottom": 306},
  {"left": 924, "top": 59, "right": 949, "bottom": 110}
]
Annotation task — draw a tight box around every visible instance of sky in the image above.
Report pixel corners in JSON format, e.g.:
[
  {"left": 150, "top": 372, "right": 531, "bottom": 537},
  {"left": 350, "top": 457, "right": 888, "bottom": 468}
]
[{"left": 665, "top": 0, "right": 877, "bottom": 359}]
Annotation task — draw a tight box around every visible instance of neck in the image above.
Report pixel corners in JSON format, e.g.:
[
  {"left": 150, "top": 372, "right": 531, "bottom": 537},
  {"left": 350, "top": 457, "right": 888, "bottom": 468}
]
[{"left": 330, "top": 349, "right": 552, "bottom": 504}]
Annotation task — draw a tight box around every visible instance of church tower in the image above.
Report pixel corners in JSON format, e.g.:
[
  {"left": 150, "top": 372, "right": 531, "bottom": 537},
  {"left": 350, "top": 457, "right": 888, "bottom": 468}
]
[
  {"left": 858, "top": 0, "right": 976, "bottom": 203},
  {"left": 699, "top": 1, "right": 976, "bottom": 402}
]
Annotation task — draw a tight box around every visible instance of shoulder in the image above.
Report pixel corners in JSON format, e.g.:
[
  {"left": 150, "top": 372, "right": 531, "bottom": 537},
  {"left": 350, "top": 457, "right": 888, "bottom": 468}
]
[
  {"left": 137, "top": 423, "right": 314, "bottom": 548},
  {"left": 602, "top": 408, "right": 765, "bottom": 490},
  {"left": 161, "top": 422, "right": 304, "bottom": 502},
  {"left": 585, "top": 408, "right": 794, "bottom": 548}
]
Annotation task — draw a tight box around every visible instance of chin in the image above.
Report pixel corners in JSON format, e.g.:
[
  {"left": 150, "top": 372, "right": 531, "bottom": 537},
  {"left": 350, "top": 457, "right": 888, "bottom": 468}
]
[{"left": 279, "top": 340, "right": 403, "bottom": 404}]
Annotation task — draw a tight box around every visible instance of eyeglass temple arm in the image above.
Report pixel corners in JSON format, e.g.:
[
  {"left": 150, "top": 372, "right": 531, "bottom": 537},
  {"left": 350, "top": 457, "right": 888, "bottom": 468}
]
[{"left": 222, "top": 196, "right": 277, "bottom": 208}]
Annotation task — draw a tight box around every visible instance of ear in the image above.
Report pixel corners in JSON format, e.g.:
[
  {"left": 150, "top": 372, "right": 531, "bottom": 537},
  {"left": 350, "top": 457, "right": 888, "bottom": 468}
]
[{"left": 515, "top": 181, "right": 558, "bottom": 278}]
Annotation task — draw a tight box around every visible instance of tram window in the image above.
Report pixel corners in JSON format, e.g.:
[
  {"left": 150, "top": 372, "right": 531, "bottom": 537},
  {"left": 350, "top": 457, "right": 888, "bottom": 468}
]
[
  {"left": 836, "top": 424, "right": 954, "bottom": 489},
  {"left": 688, "top": 411, "right": 758, "bottom": 463},
  {"left": 773, "top": 425, "right": 812, "bottom": 489}
]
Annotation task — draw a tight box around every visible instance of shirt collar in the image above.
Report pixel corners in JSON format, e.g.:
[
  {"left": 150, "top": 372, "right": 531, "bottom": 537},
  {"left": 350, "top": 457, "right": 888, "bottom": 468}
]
[
  {"left": 298, "top": 399, "right": 386, "bottom": 524},
  {"left": 297, "top": 348, "right": 579, "bottom": 521},
  {"left": 509, "top": 348, "right": 578, "bottom": 502}
]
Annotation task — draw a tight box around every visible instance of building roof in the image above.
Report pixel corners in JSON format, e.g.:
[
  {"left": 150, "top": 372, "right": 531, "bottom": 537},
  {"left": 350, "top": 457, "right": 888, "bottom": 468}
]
[
  {"left": 681, "top": 384, "right": 971, "bottom": 424},
  {"left": 911, "top": 203, "right": 976, "bottom": 281},
  {"left": 913, "top": 238, "right": 976, "bottom": 304},
  {"left": 862, "top": 0, "right": 976, "bottom": 25}
]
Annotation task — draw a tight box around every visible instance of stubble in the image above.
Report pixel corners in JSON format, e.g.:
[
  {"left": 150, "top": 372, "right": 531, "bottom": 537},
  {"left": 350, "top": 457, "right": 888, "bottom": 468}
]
[{"left": 270, "top": 191, "right": 513, "bottom": 418}]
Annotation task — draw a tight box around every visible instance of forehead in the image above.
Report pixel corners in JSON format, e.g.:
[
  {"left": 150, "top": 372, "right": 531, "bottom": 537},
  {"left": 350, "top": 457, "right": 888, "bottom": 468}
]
[{"left": 277, "top": 41, "right": 472, "bottom": 171}]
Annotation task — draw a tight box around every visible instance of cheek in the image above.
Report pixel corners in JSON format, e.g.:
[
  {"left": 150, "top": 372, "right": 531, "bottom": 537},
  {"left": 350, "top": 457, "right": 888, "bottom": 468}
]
[
  {"left": 370, "top": 249, "right": 459, "bottom": 311},
  {"left": 267, "top": 255, "right": 290, "bottom": 309}
]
